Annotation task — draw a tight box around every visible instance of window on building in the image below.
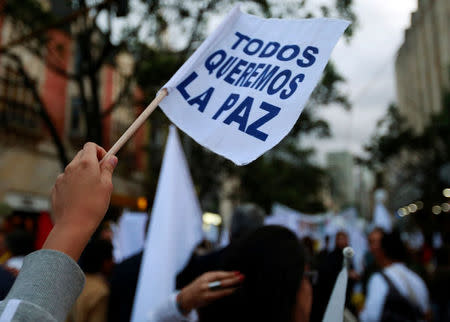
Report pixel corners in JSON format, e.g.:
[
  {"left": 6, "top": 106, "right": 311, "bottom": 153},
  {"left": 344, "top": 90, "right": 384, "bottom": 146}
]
[{"left": 0, "top": 65, "right": 41, "bottom": 137}]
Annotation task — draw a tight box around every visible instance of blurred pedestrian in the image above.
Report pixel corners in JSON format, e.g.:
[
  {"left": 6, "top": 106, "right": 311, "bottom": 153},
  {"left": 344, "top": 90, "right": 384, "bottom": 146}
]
[
  {"left": 361, "top": 227, "right": 384, "bottom": 295},
  {"left": 311, "top": 231, "right": 358, "bottom": 321},
  {"left": 316, "top": 235, "right": 330, "bottom": 265},
  {"left": 430, "top": 233, "right": 450, "bottom": 322},
  {"left": 360, "top": 231, "right": 431, "bottom": 321},
  {"left": 4, "top": 229, "right": 34, "bottom": 271},
  {"left": 176, "top": 203, "right": 265, "bottom": 289},
  {"left": 0, "top": 266, "right": 14, "bottom": 300},
  {"left": 0, "top": 230, "right": 11, "bottom": 264},
  {"left": 108, "top": 251, "right": 143, "bottom": 322},
  {"left": 69, "top": 239, "right": 114, "bottom": 322}
]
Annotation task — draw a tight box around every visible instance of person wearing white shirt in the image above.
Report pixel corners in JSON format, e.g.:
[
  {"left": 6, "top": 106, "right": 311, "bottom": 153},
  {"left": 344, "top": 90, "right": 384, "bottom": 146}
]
[{"left": 360, "top": 231, "right": 431, "bottom": 321}]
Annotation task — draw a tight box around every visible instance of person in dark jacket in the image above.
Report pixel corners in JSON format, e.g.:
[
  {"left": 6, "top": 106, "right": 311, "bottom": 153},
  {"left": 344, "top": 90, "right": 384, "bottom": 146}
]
[
  {"left": 0, "top": 266, "right": 15, "bottom": 300},
  {"left": 310, "top": 230, "right": 357, "bottom": 321},
  {"left": 107, "top": 251, "right": 143, "bottom": 322}
]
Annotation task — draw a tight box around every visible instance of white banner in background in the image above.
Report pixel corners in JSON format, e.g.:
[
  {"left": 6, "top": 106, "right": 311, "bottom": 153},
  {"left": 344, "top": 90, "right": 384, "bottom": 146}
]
[
  {"left": 267, "top": 203, "right": 331, "bottom": 246},
  {"left": 160, "top": 5, "right": 349, "bottom": 165},
  {"left": 112, "top": 211, "right": 147, "bottom": 263},
  {"left": 267, "top": 204, "right": 368, "bottom": 270}
]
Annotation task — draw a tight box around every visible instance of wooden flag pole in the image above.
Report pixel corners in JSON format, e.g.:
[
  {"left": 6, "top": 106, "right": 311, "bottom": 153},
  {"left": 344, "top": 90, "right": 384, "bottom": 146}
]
[{"left": 102, "top": 88, "right": 168, "bottom": 162}]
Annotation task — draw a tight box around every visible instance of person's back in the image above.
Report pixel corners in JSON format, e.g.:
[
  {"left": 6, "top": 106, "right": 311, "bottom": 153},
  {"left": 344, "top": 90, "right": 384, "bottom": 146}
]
[
  {"left": 5, "top": 230, "right": 34, "bottom": 270},
  {"left": 311, "top": 231, "right": 353, "bottom": 321},
  {"left": 71, "top": 273, "right": 109, "bottom": 322},
  {"left": 361, "top": 263, "right": 429, "bottom": 321},
  {"left": 70, "top": 239, "right": 113, "bottom": 322},
  {"left": 197, "top": 226, "right": 307, "bottom": 322},
  {"left": 383, "top": 263, "right": 428, "bottom": 313},
  {"left": 108, "top": 251, "right": 143, "bottom": 322},
  {"left": 360, "top": 231, "right": 430, "bottom": 322},
  {"left": 0, "top": 266, "right": 15, "bottom": 300},
  {"left": 176, "top": 203, "right": 265, "bottom": 290}
]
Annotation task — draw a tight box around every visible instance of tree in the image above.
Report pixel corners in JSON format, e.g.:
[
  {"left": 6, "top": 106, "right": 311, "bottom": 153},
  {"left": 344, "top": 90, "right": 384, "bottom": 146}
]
[
  {"left": 364, "top": 85, "right": 450, "bottom": 234},
  {"left": 0, "top": 0, "right": 139, "bottom": 169}
]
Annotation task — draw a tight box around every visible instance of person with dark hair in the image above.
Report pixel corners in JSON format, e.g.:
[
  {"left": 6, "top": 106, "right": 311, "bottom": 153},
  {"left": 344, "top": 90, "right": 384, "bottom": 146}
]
[
  {"left": 196, "top": 225, "right": 309, "bottom": 322},
  {"left": 361, "top": 227, "right": 384, "bottom": 295},
  {"left": 176, "top": 203, "right": 265, "bottom": 290},
  {"left": 108, "top": 251, "right": 143, "bottom": 322},
  {"left": 148, "top": 226, "right": 311, "bottom": 322},
  {"left": 0, "top": 230, "right": 11, "bottom": 264},
  {"left": 229, "top": 203, "right": 265, "bottom": 241},
  {"left": 316, "top": 235, "right": 330, "bottom": 266},
  {"left": 5, "top": 230, "right": 34, "bottom": 270},
  {"left": 430, "top": 239, "right": 450, "bottom": 322},
  {"left": 69, "top": 239, "right": 114, "bottom": 322},
  {"left": 360, "top": 231, "right": 431, "bottom": 321},
  {"left": 0, "top": 266, "right": 15, "bottom": 300}
]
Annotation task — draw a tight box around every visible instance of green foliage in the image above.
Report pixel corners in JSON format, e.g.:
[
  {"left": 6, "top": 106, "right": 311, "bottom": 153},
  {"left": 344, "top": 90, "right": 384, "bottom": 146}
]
[
  {"left": 240, "top": 147, "right": 327, "bottom": 213},
  {"left": 4, "top": 0, "right": 57, "bottom": 30},
  {"left": 364, "top": 103, "right": 415, "bottom": 166},
  {"left": 335, "top": 0, "right": 357, "bottom": 39}
]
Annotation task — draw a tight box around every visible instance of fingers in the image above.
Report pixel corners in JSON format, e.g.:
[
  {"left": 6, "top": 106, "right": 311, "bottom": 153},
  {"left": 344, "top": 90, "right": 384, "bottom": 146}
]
[
  {"left": 95, "top": 145, "right": 107, "bottom": 161},
  {"left": 203, "top": 271, "right": 244, "bottom": 289},
  {"left": 72, "top": 150, "right": 84, "bottom": 163},
  {"left": 82, "top": 142, "right": 99, "bottom": 164},
  {"left": 206, "top": 287, "right": 238, "bottom": 301},
  {"left": 100, "top": 155, "right": 118, "bottom": 186},
  {"left": 219, "top": 273, "right": 244, "bottom": 289},
  {"left": 69, "top": 143, "right": 108, "bottom": 170},
  {"left": 204, "top": 271, "right": 239, "bottom": 282}
]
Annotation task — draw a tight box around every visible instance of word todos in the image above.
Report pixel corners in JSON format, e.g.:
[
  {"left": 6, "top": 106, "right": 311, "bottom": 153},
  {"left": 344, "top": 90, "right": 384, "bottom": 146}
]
[{"left": 173, "top": 31, "right": 321, "bottom": 142}]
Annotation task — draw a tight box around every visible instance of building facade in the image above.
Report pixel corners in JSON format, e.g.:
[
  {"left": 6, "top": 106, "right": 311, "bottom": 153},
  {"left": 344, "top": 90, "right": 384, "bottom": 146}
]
[
  {"left": 395, "top": 0, "right": 450, "bottom": 133},
  {"left": 0, "top": 3, "right": 148, "bottom": 217},
  {"left": 326, "top": 151, "right": 355, "bottom": 211}
]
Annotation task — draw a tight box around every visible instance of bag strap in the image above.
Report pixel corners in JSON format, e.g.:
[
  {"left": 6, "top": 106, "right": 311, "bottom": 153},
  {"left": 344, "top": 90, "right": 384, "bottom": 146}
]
[
  {"left": 394, "top": 268, "right": 420, "bottom": 308},
  {"left": 379, "top": 272, "right": 400, "bottom": 296},
  {"left": 379, "top": 271, "right": 422, "bottom": 313}
]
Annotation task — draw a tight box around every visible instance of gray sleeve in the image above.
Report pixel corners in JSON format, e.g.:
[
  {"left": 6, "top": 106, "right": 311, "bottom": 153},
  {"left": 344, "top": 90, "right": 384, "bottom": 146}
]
[{"left": 0, "top": 249, "right": 85, "bottom": 322}]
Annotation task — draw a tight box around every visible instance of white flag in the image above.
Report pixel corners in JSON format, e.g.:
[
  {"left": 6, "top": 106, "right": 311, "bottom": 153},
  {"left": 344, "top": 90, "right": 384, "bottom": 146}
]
[
  {"left": 131, "top": 126, "right": 204, "bottom": 321},
  {"left": 322, "top": 266, "right": 348, "bottom": 322},
  {"left": 112, "top": 211, "right": 147, "bottom": 263},
  {"left": 323, "top": 247, "right": 353, "bottom": 322},
  {"left": 372, "top": 202, "right": 392, "bottom": 233},
  {"left": 159, "top": 5, "right": 349, "bottom": 165}
]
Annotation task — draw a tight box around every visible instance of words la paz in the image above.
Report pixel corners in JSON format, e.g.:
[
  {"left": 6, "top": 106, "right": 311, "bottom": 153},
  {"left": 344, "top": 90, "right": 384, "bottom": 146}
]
[{"left": 176, "top": 71, "right": 282, "bottom": 142}]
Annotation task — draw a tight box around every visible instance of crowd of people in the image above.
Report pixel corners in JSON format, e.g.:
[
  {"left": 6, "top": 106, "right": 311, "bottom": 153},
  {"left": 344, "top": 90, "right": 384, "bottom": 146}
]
[{"left": 0, "top": 143, "right": 449, "bottom": 322}]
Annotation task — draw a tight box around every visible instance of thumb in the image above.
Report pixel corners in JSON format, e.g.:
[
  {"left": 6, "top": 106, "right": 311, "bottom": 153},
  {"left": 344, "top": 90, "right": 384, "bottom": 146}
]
[{"left": 100, "top": 155, "right": 118, "bottom": 182}]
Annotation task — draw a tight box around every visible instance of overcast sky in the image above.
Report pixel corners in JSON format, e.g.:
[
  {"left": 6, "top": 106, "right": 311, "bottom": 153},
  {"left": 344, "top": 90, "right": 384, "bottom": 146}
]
[{"left": 304, "top": 0, "right": 418, "bottom": 164}]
